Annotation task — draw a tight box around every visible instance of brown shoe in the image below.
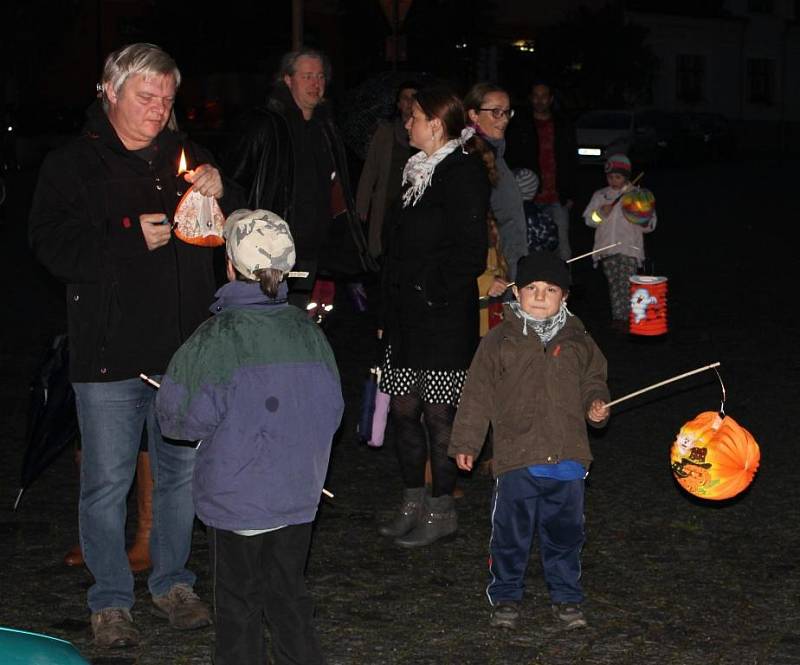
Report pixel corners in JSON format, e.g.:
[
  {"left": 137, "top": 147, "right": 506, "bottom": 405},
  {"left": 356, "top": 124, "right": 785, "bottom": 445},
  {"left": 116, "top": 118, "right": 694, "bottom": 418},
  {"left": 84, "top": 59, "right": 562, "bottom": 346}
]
[
  {"left": 63, "top": 543, "right": 84, "bottom": 567},
  {"left": 127, "top": 452, "right": 153, "bottom": 572},
  {"left": 151, "top": 583, "right": 212, "bottom": 630},
  {"left": 91, "top": 607, "right": 139, "bottom": 648}
]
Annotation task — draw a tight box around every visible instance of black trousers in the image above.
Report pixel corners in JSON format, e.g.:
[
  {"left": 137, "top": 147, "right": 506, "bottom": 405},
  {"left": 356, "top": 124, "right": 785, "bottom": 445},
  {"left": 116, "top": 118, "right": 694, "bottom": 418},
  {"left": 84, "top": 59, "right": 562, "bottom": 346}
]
[{"left": 209, "top": 523, "right": 325, "bottom": 665}]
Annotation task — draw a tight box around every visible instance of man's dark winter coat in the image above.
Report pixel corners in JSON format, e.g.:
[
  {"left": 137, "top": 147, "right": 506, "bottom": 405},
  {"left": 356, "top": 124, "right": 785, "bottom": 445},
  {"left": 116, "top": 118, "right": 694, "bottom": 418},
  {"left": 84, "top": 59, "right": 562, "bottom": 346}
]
[
  {"left": 224, "top": 84, "right": 376, "bottom": 277},
  {"left": 29, "top": 101, "right": 230, "bottom": 382}
]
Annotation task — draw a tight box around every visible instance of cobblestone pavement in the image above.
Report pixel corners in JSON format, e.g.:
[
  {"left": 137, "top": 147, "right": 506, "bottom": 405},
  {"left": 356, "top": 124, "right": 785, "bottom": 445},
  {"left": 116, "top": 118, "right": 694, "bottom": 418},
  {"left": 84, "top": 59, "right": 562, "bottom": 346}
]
[{"left": 1, "top": 159, "right": 798, "bottom": 664}]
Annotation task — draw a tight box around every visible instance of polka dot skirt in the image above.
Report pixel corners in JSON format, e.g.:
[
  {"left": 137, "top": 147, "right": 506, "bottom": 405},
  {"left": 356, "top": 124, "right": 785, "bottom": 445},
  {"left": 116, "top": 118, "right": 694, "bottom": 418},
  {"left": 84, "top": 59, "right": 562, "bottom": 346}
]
[{"left": 379, "top": 344, "right": 467, "bottom": 407}]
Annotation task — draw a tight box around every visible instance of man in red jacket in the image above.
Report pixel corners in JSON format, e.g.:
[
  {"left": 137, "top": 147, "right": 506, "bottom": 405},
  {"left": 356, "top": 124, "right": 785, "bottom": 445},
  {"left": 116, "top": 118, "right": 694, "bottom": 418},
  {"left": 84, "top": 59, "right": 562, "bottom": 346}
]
[{"left": 506, "top": 82, "right": 578, "bottom": 261}]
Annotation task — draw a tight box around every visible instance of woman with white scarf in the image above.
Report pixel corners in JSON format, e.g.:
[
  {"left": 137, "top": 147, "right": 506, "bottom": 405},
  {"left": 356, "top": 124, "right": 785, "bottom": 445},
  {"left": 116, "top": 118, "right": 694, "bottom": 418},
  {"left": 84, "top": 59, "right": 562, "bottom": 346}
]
[{"left": 378, "top": 86, "right": 494, "bottom": 548}]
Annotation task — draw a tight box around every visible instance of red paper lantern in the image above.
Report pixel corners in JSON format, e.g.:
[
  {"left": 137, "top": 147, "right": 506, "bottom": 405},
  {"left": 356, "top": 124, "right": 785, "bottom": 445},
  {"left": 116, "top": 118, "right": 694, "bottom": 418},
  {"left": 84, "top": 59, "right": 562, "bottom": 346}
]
[{"left": 670, "top": 411, "right": 760, "bottom": 500}]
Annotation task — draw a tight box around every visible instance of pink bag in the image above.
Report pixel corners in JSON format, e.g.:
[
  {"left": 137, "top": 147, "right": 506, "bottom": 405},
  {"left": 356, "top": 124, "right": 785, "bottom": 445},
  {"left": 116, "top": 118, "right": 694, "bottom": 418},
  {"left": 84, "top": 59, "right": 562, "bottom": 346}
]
[{"left": 368, "top": 390, "right": 391, "bottom": 448}]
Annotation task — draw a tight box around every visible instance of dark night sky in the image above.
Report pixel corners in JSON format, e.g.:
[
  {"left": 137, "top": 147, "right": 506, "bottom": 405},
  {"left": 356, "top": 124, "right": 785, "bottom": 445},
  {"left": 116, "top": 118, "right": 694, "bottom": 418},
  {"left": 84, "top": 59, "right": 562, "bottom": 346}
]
[
  {"left": 0, "top": 0, "right": 599, "bottom": 110},
  {"left": 1, "top": 0, "right": 765, "bottom": 138}
]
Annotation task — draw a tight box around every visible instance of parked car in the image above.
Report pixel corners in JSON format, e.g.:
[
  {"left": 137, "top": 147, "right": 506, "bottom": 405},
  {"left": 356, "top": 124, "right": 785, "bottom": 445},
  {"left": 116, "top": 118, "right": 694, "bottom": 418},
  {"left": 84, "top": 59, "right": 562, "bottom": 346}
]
[
  {"left": 635, "top": 109, "right": 707, "bottom": 165},
  {"left": 575, "top": 109, "right": 658, "bottom": 166}
]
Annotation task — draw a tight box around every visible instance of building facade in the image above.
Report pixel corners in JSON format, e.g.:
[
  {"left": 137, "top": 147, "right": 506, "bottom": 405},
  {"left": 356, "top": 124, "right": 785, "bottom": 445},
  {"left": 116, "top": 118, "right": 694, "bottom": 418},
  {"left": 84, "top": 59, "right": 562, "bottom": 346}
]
[{"left": 627, "top": 0, "right": 800, "bottom": 151}]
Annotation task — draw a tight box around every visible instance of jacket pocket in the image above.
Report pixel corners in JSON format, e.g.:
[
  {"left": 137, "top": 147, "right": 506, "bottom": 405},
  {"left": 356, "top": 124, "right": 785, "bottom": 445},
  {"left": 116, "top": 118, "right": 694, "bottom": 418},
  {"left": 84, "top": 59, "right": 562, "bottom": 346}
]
[
  {"left": 100, "top": 280, "right": 122, "bottom": 350},
  {"left": 415, "top": 264, "right": 449, "bottom": 309}
]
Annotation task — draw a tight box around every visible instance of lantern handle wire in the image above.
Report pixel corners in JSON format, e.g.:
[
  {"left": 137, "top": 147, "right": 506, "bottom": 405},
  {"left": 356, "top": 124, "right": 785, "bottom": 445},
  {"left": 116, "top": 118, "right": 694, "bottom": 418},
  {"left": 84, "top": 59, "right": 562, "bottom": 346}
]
[{"left": 714, "top": 365, "right": 727, "bottom": 416}]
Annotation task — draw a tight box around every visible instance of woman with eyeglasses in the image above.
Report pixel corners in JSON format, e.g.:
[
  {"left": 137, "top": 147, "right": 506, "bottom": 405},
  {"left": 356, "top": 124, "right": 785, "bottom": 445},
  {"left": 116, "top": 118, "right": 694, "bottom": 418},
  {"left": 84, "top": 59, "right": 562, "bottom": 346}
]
[{"left": 464, "top": 83, "right": 529, "bottom": 289}]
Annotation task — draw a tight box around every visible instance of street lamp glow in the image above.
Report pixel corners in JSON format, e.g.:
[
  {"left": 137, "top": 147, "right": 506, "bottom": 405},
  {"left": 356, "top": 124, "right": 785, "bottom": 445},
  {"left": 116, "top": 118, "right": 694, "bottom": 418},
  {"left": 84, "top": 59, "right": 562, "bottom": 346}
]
[{"left": 512, "top": 39, "right": 535, "bottom": 53}]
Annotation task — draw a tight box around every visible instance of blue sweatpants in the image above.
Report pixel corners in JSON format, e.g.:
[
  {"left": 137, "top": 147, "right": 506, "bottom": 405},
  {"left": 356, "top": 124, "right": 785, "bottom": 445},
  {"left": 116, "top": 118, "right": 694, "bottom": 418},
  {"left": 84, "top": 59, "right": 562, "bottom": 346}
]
[{"left": 486, "top": 467, "right": 585, "bottom": 606}]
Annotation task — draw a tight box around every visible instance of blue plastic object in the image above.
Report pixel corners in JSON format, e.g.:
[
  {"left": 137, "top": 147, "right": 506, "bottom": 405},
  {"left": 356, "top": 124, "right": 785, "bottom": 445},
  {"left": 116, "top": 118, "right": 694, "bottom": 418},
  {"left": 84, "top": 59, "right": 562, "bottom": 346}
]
[{"left": 0, "top": 626, "right": 89, "bottom": 664}]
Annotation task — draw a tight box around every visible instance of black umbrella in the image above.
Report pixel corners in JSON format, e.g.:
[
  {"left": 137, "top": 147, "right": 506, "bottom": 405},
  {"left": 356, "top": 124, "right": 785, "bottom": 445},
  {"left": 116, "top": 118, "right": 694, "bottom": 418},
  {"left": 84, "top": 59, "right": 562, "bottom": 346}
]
[
  {"left": 337, "top": 71, "right": 432, "bottom": 160},
  {"left": 13, "top": 334, "right": 79, "bottom": 510}
]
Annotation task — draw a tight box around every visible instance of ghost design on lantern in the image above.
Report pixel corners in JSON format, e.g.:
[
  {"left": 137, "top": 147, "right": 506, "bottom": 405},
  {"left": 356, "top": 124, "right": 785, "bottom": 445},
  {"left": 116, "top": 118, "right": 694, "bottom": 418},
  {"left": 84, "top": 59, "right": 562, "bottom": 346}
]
[{"left": 630, "top": 287, "right": 658, "bottom": 324}]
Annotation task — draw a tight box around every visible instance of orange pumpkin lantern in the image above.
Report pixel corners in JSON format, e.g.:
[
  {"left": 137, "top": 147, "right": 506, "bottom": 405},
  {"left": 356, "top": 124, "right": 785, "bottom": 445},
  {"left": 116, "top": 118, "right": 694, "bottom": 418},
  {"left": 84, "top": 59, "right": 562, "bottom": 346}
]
[{"left": 670, "top": 411, "right": 760, "bottom": 500}]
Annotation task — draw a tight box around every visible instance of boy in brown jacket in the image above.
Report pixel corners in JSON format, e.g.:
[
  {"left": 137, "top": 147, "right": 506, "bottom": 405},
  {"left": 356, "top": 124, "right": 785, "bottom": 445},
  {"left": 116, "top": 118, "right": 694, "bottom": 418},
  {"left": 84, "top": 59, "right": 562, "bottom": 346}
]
[{"left": 448, "top": 251, "right": 609, "bottom": 631}]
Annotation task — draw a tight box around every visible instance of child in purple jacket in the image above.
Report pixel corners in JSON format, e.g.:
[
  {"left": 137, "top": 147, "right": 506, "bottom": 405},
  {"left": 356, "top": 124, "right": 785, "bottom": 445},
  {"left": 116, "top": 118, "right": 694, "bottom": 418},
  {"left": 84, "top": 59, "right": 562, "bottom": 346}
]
[{"left": 156, "top": 209, "right": 344, "bottom": 665}]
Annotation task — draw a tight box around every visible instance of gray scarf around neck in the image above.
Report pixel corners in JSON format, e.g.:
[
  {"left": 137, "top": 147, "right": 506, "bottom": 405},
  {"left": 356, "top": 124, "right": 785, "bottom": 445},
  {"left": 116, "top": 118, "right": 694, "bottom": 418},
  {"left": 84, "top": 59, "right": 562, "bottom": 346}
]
[{"left": 510, "top": 300, "right": 570, "bottom": 345}]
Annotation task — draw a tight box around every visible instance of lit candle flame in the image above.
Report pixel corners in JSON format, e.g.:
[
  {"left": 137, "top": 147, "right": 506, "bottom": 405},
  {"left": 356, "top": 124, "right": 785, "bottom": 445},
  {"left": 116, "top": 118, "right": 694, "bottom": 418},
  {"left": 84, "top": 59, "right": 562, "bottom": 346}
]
[{"left": 177, "top": 148, "right": 187, "bottom": 175}]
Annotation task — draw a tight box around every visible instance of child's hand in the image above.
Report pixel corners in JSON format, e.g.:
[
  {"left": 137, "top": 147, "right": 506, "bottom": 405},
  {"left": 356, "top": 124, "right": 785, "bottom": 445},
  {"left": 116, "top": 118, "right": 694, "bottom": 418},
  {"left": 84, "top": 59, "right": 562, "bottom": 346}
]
[
  {"left": 456, "top": 454, "right": 474, "bottom": 471},
  {"left": 587, "top": 399, "right": 609, "bottom": 423},
  {"left": 487, "top": 277, "right": 510, "bottom": 298}
]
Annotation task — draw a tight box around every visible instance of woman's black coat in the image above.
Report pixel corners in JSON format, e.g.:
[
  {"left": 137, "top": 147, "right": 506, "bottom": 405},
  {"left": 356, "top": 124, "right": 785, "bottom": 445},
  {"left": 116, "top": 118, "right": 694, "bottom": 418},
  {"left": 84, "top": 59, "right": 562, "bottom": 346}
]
[{"left": 382, "top": 149, "right": 490, "bottom": 371}]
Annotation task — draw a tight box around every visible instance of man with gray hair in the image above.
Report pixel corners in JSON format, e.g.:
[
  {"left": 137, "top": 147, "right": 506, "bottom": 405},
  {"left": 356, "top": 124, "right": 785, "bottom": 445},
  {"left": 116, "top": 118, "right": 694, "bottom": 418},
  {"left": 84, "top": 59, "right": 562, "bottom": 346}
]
[
  {"left": 29, "top": 42, "right": 231, "bottom": 648},
  {"left": 225, "top": 47, "right": 375, "bottom": 309}
]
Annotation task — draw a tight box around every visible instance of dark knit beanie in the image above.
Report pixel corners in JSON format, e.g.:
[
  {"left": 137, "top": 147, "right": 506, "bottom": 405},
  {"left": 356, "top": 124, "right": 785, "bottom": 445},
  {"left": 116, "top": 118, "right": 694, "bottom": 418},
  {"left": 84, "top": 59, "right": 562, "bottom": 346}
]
[
  {"left": 515, "top": 251, "right": 571, "bottom": 291},
  {"left": 604, "top": 153, "right": 632, "bottom": 176}
]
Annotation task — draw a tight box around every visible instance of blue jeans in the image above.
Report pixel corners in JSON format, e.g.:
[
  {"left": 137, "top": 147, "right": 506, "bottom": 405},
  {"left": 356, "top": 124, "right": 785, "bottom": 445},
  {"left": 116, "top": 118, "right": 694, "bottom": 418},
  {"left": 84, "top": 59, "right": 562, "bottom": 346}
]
[
  {"left": 486, "top": 468, "right": 585, "bottom": 606},
  {"left": 73, "top": 377, "right": 197, "bottom": 612},
  {"left": 539, "top": 203, "right": 572, "bottom": 261}
]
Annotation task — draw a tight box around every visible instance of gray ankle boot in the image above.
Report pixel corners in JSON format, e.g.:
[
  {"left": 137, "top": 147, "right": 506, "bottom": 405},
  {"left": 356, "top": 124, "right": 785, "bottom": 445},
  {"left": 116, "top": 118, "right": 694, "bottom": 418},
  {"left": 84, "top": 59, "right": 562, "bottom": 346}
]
[
  {"left": 394, "top": 494, "right": 457, "bottom": 548},
  {"left": 378, "top": 487, "right": 426, "bottom": 537}
]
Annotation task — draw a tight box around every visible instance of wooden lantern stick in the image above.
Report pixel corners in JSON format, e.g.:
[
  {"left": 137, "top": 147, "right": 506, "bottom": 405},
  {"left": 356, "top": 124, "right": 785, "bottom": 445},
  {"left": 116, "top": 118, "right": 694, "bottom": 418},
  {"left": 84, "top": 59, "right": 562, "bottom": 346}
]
[
  {"left": 138, "top": 374, "right": 335, "bottom": 499},
  {"left": 566, "top": 242, "right": 623, "bottom": 264},
  {"left": 605, "top": 362, "right": 721, "bottom": 409},
  {"left": 139, "top": 373, "right": 161, "bottom": 389},
  {"left": 608, "top": 171, "right": 645, "bottom": 206}
]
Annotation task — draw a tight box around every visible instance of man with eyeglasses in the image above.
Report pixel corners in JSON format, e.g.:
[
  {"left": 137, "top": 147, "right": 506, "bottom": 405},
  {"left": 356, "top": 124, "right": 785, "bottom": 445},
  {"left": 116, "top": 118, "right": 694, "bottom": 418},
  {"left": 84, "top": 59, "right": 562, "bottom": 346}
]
[
  {"left": 225, "top": 48, "right": 375, "bottom": 309},
  {"left": 506, "top": 81, "right": 577, "bottom": 261}
]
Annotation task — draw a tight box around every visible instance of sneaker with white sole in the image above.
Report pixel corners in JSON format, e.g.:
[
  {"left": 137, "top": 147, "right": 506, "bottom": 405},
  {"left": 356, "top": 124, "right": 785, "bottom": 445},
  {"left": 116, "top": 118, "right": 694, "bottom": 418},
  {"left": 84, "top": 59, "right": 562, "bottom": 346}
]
[
  {"left": 490, "top": 602, "right": 520, "bottom": 629},
  {"left": 151, "top": 583, "right": 212, "bottom": 630},
  {"left": 551, "top": 603, "right": 587, "bottom": 630},
  {"left": 91, "top": 607, "right": 139, "bottom": 648}
]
